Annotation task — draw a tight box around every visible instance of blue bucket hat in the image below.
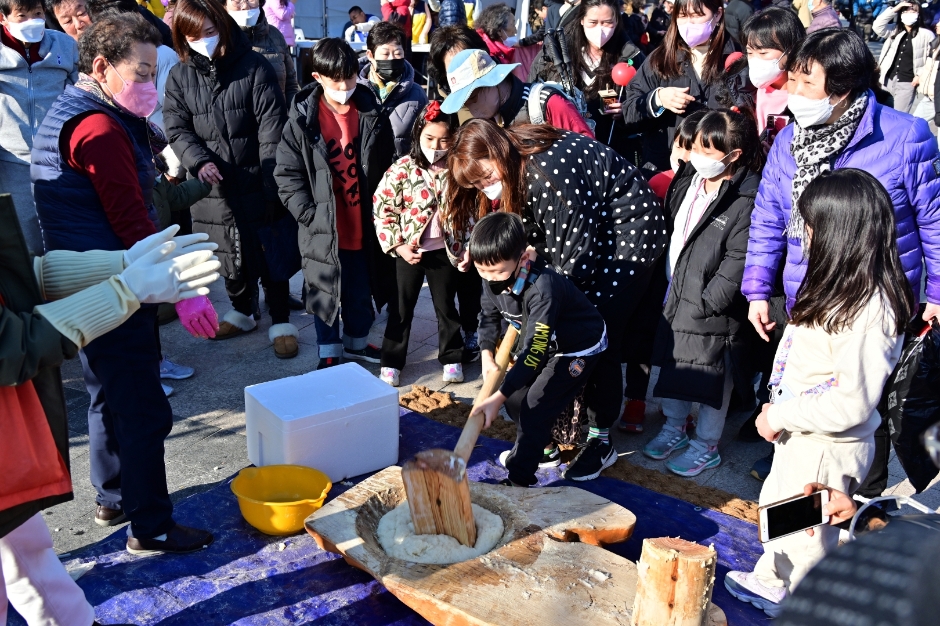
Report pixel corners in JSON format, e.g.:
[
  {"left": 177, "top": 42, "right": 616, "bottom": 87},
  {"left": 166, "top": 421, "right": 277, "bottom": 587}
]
[{"left": 440, "top": 49, "right": 520, "bottom": 114}]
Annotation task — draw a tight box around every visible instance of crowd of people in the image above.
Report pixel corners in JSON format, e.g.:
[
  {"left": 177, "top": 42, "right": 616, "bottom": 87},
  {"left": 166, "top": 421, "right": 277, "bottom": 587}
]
[{"left": 2, "top": 0, "right": 940, "bottom": 622}]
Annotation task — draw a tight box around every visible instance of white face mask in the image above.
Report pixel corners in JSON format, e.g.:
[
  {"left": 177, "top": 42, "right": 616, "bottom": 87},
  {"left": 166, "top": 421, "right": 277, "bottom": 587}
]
[
  {"left": 7, "top": 18, "right": 45, "bottom": 43},
  {"left": 421, "top": 146, "right": 448, "bottom": 164},
  {"left": 503, "top": 35, "right": 519, "bottom": 47},
  {"left": 229, "top": 8, "right": 261, "bottom": 27},
  {"left": 689, "top": 151, "right": 730, "bottom": 178},
  {"left": 748, "top": 56, "right": 784, "bottom": 89},
  {"left": 584, "top": 25, "right": 614, "bottom": 49},
  {"left": 324, "top": 85, "right": 356, "bottom": 104},
  {"left": 788, "top": 92, "right": 840, "bottom": 128},
  {"left": 189, "top": 34, "right": 221, "bottom": 59},
  {"left": 902, "top": 12, "right": 919, "bottom": 26},
  {"left": 481, "top": 180, "right": 503, "bottom": 200},
  {"left": 670, "top": 157, "right": 682, "bottom": 172}
]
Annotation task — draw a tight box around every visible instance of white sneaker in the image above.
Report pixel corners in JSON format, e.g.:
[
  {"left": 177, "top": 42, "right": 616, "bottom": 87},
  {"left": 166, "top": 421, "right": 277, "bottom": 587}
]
[
  {"left": 724, "top": 571, "right": 787, "bottom": 617},
  {"left": 162, "top": 384, "right": 174, "bottom": 398},
  {"left": 443, "top": 363, "right": 464, "bottom": 383},
  {"left": 380, "top": 367, "right": 400, "bottom": 387}
]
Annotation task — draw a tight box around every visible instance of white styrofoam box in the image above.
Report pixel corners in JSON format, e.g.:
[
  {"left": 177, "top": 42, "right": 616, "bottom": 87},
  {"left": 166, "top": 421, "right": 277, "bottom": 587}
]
[{"left": 245, "top": 363, "right": 399, "bottom": 482}]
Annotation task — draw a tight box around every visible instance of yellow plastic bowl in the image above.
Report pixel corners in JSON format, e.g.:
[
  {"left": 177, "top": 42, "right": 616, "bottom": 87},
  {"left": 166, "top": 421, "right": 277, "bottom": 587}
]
[{"left": 230, "top": 465, "right": 332, "bottom": 536}]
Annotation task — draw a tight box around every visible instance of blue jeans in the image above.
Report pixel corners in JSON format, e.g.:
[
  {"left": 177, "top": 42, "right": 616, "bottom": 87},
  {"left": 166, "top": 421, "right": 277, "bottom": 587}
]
[{"left": 313, "top": 248, "right": 374, "bottom": 357}]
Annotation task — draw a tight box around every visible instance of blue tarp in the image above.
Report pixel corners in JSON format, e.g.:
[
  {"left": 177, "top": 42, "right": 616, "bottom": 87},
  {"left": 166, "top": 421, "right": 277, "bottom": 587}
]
[{"left": 11, "top": 410, "right": 767, "bottom": 625}]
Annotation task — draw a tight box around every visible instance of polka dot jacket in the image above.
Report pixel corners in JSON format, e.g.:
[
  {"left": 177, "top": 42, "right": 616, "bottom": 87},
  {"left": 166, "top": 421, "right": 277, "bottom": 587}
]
[{"left": 522, "top": 131, "right": 669, "bottom": 304}]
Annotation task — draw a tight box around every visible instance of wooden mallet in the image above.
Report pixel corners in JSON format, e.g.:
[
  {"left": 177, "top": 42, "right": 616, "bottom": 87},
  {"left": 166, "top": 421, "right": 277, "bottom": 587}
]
[{"left": 402, "top": 326, "right": 520, "bottom": 547}]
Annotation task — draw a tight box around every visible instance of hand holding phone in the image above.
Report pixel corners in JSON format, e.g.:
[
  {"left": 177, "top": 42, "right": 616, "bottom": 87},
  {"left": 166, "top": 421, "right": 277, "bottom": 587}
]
[
  {"left": 759, "top": 490, "right": 830, "bottom": 542},
  {"left": 802, "top": 483, "right": 857, "bottom": 536}
]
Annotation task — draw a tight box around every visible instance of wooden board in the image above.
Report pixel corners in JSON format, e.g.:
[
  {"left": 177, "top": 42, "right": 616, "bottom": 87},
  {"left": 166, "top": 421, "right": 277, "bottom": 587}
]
[{"left": 306, "top": 467, "right": 726, "bottom": 626}]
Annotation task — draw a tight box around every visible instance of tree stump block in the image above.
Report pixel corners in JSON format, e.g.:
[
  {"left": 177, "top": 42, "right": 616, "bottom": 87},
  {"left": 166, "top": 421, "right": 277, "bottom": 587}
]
[
  {"left": 305, "top": 466, "right": 726, "bottom": 626},
  {"left": 631, "top": 537, "right": 719, "bottom": 626}
]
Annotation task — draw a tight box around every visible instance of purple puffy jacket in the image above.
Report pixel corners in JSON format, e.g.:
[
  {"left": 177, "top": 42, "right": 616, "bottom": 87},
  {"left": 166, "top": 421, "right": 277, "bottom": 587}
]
[{"left": 743, "top": 91, "right": 940, "bottom": 311}]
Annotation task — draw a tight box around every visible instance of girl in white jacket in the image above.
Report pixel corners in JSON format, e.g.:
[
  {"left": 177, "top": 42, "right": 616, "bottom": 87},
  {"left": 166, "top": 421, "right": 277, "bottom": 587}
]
[{"left": 724, "top": 168, "right": 917, "bottom": 617}]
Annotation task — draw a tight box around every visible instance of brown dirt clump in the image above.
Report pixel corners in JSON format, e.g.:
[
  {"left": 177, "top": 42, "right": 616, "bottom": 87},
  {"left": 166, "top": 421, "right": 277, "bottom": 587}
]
[
  {"left": 399, "top": 385, "right": 519, "bottom": 442},
  {"left": 400, "top": 385, "right": 758, "bottom": 525}
]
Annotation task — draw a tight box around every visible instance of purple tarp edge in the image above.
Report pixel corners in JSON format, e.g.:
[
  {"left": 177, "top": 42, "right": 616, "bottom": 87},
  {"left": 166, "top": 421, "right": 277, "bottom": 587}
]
[{"left": 8, "top": 410, "right": 767, "bottom": 625}]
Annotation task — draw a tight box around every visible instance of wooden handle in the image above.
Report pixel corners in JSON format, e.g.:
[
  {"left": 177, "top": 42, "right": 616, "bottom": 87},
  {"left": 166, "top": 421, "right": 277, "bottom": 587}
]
[{"left": 453, "top": 325, "right": 519, "bottom": 463}]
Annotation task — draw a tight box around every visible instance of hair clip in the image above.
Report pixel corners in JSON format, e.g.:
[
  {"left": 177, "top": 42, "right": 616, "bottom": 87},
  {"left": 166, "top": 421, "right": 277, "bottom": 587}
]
[{"left": 424, "top": 101, "right": 442, "bottom": 121}]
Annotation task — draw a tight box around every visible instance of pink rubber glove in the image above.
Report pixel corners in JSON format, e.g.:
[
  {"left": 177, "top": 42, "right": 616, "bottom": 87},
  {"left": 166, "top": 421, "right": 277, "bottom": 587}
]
[{"left": 175, "top": 295, "right": 219, "bottom": 339}]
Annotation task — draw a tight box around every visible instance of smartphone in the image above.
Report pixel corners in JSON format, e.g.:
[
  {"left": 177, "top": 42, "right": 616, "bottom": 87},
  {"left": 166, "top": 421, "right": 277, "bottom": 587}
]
[
  {"left": 758, "top": 490, "right": 830, "bottom": 542},
  {"left": 761, "top": 114, "right": 790, "bottom": 145}
]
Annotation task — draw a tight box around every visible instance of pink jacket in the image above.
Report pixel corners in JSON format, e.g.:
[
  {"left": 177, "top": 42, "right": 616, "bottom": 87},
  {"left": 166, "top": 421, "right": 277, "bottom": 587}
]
[{"left": 264, "top": 0, "right": 295, "bottom": 46}]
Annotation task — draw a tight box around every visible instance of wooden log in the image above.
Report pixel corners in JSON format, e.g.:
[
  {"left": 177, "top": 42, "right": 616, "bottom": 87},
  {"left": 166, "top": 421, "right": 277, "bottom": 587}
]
[
  {"left": 401, "top": 326, "right": 519, "bottom": 546},
  {"left": 631, "top": 537, "right": 718, "bottom": 626}
]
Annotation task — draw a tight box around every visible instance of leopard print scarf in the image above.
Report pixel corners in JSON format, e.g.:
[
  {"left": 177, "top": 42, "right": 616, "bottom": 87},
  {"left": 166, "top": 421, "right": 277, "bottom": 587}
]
[{"left": 787, "top": 92, "right": 868, "bottom": 244}]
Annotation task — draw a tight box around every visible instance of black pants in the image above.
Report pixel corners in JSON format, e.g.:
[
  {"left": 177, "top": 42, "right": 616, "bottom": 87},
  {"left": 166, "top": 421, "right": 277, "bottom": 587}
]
[
  {"left": 504, "top": 352, "right": 601, "bottom": 485},
  {"left": 382, "top": 249, "right": 465, "bottom": 369},
  {"left": 621, "top": 264, "right": 667, "bottom": 401},
  {"left": 857, "top": 415, "right": 891, "bottom": 498},
  {"left": 588, "top": 268, "right": 654, "bottom": 429},
  {"left": 80, "top": 306, "right": 175, "bottom": 539},
  {"left": 225, "top": 244, "right": 290, "bottom": 325},
  {"left": 456, "top": 263, "right": 482, "bottom": 334}
]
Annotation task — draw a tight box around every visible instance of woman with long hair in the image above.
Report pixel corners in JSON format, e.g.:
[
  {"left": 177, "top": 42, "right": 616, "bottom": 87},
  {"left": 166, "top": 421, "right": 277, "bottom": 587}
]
[
  {"left": 727, "top": 169, "right": 916, "bottom": 617},
  {"left": 528, "top": 0, "right": 645, "bottom": 161},
  {"left": 620, "top": 0, "right": 737, "bottom": 170},
  {"left": 445, "top": 119, "right": 667, "bottom": 481},
  {"left": 874, "top": 1, "right": 935, "bottom": 114},
  {"left": 164, "top": 0, "right": 295, "bottom": 356}
]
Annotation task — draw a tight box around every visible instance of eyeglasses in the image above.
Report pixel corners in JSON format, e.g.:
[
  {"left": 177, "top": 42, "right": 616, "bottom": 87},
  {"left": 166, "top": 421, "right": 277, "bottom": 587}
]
[{"left": 229, "top": 0, "right": 259, "bottom": 9}]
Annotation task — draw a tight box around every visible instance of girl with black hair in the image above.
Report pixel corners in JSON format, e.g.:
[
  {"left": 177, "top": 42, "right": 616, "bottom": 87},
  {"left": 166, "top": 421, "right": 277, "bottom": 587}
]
[
  {"left": 373, "top": 102, "right": 471, "bottom": 387},
  {"left": 640, "top": 110, "right": 763, "bottom": 477},
  {"left": 741, "top": 7, "right": 805, "bottom": 136},
  {"left": 527, "top": 0, "right": 645, "bottom": 161},
  {"left": 726, "top": 169, "right": 916, "bottom": 617},
  {"left": 874, "top": 1, "right": 935, "bottom": 114},
  {"left": 620, "top": 0, "right": 737, "bottom": 170}
]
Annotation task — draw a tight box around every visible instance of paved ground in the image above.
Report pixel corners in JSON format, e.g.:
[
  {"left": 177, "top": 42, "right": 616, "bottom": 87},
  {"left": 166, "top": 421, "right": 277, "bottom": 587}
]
[{"left": 46, "top": 273, "right": 940, "bottom": 555}]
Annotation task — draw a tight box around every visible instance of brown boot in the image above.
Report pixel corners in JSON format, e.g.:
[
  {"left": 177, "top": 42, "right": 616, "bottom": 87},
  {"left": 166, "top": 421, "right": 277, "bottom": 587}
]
[
  {"left": 211, "top": 310, "right": 257, "bottom": 340},
  {"left": 270, "top": 323, "right": 299, "bottom": 359}
]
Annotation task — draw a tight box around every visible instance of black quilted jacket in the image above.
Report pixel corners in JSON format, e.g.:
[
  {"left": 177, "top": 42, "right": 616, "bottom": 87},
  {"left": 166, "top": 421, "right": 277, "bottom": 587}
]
[{"left": 164, "top": 23, "right": 287, "bottom": 280}]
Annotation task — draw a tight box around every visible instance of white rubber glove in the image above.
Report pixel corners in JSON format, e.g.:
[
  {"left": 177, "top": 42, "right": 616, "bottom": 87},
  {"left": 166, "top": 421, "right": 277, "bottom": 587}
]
[
  {"left": 118, "top": 243, "right": 221, "bottom": 303},
  {"left": 124, "top": 226, "right": 218, "bottom": 267}
]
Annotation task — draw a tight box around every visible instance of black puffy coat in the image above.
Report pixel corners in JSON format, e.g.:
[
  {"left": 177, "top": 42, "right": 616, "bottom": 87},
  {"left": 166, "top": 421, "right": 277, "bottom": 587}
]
[
  {"left": 621, "top": 38, "right": 738, "bottom": 171},
  {"left": 724, "top": 0, "right": 754, "bottom": 45},
  {"left": 651, "top": 163, "right": 759, "bottom": 409},
  {"left": 519, "top": 130, "right": 668, "bottom": 304},
  {"left": 274, "top": 84, "right": 389, "bottom": 325},
  {"left": 243, "top": 12, "right": 299, "bottom": 104},
  {"left": 164, "top": 25, "right": 287, "bottom": 280}
]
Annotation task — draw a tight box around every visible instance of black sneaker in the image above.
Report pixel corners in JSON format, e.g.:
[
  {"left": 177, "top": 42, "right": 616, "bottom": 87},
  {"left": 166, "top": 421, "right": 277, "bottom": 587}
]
[
  {"left": 317, "top": 356, "right": 341, "bottom": 370},
  {"left": 563, "top": 438, "right": 617, "bottom": 481},
  {"left": 343, "top": 344, "right": 381, "bottom": 363},
  {"left": 463, "top": 330, "right": 481, "bottom": 362},
  {"left": 540, "top": 446, "right": 561, "bottom": 468},
  {"left": 750, "top": 451, "right": 774, "bottom": 481}
]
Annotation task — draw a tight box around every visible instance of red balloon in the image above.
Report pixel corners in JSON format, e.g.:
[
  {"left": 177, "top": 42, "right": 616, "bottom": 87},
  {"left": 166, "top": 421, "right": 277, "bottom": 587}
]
[{"left": 611, "top": 63, "right": 636, "bottom": 87}]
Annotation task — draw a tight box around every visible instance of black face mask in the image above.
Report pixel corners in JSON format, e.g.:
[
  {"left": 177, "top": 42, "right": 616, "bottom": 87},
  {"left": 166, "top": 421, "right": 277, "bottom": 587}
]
[
  {"left": 486, "top": 275, "right": 515, "bottom": 295},
  {"left": 374, "top": 58, "right": 405, "bottom": 83}
]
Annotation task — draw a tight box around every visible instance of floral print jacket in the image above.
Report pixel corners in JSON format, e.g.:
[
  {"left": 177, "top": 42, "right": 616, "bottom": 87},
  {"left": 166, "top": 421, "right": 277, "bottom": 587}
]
[{"left": 372, "top": 155, "right": 470, "bottom": 264}]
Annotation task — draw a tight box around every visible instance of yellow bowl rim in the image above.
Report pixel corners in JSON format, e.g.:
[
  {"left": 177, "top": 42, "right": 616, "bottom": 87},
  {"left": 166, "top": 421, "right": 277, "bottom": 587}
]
[{"left": 230, "top": 464, "right": 333, "bottom": 507}]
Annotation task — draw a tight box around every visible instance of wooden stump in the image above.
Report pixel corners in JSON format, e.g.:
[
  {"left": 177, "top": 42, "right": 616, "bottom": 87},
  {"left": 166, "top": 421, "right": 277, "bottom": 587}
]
[
  {"left": 401, "top": 449, "right": 476, "bottom": 546},
  {"left": 631, "top": 537, "right": 718, "bottom": 626}
]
